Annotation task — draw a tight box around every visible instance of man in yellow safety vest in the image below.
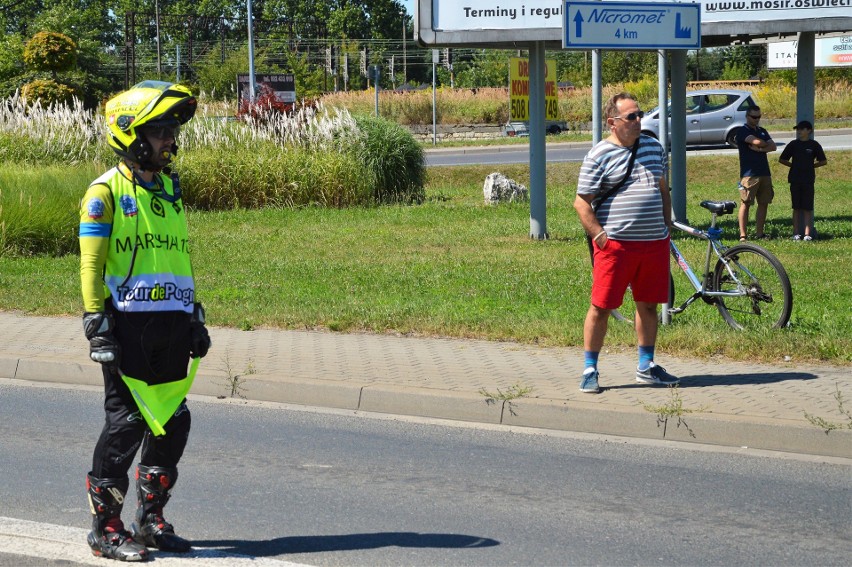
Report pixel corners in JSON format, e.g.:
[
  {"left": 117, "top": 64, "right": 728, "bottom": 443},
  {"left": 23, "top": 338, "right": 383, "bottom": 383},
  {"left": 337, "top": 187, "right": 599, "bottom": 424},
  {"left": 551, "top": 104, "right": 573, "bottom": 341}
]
[{"left": 79, "top": 80, "right": 210, "bottom": 561}]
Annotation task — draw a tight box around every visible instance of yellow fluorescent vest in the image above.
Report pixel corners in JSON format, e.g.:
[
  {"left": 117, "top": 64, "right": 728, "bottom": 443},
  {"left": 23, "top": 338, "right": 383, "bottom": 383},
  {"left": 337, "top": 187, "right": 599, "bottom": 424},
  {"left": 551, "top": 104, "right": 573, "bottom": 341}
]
[{"left": 80, "top": 165, "right": 195, "bottom": 314}]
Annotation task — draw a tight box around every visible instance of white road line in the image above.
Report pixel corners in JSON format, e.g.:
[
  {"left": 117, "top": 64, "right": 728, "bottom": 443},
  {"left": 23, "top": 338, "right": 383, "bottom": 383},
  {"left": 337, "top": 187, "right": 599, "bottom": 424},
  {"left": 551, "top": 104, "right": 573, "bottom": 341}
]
[{"left": 0, "top": 517, "right": 308, "bottom": 566}]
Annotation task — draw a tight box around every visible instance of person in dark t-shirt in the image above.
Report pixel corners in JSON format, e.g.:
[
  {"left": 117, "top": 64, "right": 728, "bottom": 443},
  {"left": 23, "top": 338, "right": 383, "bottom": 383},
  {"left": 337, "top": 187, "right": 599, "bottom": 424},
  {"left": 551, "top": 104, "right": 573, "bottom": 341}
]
[
  {"left": 735, "top": 106, "right": 777, "bottom": 241},
  {"left": 779, "top": 120, "right": 827, "bottom": 241}
]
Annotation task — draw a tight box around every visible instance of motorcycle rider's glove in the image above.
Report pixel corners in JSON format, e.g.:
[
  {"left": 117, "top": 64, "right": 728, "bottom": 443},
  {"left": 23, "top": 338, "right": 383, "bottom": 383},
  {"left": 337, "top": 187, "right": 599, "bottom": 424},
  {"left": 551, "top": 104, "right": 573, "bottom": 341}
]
[
  {"left": 189, "top": 303, "right": 211, "bottom": 359},
  {"left": 82, "top": 312, "right": 120, "bottom": 368}
]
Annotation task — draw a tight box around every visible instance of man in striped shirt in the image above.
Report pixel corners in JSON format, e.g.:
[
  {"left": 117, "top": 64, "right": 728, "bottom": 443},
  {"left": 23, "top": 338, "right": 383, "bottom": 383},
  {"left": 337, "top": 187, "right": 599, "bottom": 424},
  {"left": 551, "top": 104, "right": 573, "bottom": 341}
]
[{"left": 573, "top": 92, "right": 679, "bottom": 394}]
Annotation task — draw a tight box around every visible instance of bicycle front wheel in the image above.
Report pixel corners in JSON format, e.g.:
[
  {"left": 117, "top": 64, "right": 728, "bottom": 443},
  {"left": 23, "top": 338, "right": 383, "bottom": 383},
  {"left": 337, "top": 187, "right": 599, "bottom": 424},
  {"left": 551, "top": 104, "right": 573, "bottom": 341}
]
[{"left": 711, "top": 244, "right": 793, "bottom": 331}]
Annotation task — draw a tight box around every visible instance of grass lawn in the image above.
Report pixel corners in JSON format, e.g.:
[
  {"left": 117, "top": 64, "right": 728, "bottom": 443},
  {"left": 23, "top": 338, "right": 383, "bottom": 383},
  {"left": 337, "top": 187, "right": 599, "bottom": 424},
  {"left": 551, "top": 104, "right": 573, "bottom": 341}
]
[{"left": 1, "top": 151, "right": 850, "bottom": 365}]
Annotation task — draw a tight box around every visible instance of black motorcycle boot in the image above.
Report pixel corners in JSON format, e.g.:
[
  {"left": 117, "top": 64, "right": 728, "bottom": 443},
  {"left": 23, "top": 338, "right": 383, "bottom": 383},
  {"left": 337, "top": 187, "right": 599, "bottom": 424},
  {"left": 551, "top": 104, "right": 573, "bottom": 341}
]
[
  {"left": 131, "top": 465, "right": 192, "bottom": 552},
  {"left": 86, "top": 474, "right": 149, "bottom": 561}
]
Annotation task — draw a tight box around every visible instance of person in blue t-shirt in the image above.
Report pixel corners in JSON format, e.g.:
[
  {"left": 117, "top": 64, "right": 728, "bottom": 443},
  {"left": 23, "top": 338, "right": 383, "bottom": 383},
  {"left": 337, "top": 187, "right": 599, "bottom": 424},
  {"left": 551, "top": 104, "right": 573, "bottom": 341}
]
[
  {"left": 735, "top": 106, "right": 777, "bottom": 241},
  {"left": 779, "top": 120, "right": 827, "bottom": 241}
]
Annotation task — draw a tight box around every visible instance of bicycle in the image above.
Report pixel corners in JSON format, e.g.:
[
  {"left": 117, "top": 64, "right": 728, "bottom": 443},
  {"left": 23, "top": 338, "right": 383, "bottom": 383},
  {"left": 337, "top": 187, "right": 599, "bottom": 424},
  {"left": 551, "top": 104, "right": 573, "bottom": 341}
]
[{"left": 613, "top": 200, "right": 793, "bottom": 331}]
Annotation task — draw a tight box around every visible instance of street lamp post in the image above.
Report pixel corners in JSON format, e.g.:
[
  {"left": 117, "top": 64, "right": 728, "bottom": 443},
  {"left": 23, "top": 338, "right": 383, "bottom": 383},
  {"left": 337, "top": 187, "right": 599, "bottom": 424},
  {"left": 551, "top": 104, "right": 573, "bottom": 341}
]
[
  {"left": 401, "top": 11, "right": 407, "bottom": 86},
  {"left": 155, "top": 0, "right": 161, "bottom": 78}
]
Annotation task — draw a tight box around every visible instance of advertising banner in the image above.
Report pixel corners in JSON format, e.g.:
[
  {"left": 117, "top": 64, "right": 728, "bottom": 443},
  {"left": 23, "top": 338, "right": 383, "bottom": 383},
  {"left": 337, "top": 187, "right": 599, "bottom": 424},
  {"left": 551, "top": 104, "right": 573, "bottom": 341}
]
[
  {"left": 767, "top": 35, "right": 852, "bottom": 68},
  {"left": 435, "top": 1, "right": 563, "bottom": 30},
  {"left": 429, "top": 0, "right": 849, "bottom": 31},
  {"left": 701, "top": 0, "right": 852, "bottom": 24},
  {"left": 509, "top": 58, "right": 559, "bottom": 121},
  {"left": 236, "top": 74, "right": 296, "bottom": 106}
]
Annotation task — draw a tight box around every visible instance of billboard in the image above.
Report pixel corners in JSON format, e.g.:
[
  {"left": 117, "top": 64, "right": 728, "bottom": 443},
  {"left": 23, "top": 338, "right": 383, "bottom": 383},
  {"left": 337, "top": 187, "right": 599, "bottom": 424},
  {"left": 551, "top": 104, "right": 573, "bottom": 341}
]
[
  {"left": 429, "top": 0, "right": 849, "bottom": 30},
  {"left": 236, "top": 74, "right": 296, "bottom": 106},
  {"left": 434, "top": 1, "right": 563, "bottom": 30},
  {"left": 416, "top": 0, "right": 852, "bottom": 46},
  {"left": 767, "top": 35, "right": 852, "bottom": 68}
]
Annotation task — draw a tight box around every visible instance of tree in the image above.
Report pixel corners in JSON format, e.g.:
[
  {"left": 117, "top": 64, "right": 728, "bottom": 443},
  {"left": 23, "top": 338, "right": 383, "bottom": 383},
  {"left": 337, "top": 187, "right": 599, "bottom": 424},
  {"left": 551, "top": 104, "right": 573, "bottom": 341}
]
[
  {"left": 21, "top": 31, "right": 79, "bottom": 105},
  {"left": 600, "top": 51, "right": 658, "bottom": 85},
  {"left": 24, "top": 31, "right": 77, "bottom": 79},
  {"left": 454, "top": 49, "right": 513, "bottom": 89},
  {"left": 717, "top": 44, "right": 765, "bottom": 79},
  {"left": 261, "top": 0, "right": 406, "bottom": 40},
  {"left": 0, "top": 34, "right": 26, "bottom": 97}
]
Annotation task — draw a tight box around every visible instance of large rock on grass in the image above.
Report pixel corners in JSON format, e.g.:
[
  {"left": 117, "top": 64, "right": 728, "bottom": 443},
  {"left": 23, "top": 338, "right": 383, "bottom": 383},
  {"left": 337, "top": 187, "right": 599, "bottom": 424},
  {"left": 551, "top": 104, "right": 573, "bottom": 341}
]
[{"left": 483, "top": 173, "right": 528, "bottom": 205}]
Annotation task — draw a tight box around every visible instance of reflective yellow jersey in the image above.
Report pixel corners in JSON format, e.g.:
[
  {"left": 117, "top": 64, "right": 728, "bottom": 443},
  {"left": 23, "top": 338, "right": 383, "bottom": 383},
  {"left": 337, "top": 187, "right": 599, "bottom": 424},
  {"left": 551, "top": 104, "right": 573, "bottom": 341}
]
[{"left": 79, "top": 163, "right": 194, "bottom": 314}]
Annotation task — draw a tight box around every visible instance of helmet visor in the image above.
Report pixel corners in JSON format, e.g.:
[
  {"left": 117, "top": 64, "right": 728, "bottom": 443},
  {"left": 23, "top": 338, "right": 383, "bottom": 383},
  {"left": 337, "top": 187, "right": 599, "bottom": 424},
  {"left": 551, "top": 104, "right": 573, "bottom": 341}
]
[{"left": 141, "top": 124, "right": 180, "bottom": 141}]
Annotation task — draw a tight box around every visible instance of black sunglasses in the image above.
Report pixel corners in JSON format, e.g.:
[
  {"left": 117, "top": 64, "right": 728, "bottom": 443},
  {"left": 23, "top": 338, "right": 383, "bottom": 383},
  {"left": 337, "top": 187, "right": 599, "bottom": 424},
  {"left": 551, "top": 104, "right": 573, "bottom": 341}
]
[
  {"left": 613, "top": 111, "right": 644, "bottom": 122},
  {"left": 748, "top": 114, "right": 761, "bottom": 119}
]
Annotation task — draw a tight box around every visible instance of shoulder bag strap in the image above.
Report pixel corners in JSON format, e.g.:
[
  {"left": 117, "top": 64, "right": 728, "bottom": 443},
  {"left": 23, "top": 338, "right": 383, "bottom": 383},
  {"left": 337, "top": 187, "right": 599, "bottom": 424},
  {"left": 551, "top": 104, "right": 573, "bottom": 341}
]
[{"left": 586, "top": 138, "right": 640, "bottom": 264}]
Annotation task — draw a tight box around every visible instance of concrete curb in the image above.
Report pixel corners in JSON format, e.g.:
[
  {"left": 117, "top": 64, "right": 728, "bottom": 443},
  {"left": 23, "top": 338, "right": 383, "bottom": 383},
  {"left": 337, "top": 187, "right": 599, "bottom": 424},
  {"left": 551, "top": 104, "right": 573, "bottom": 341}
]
[{"left": 4, "top": 354, "right": 850, "bottom": 459}]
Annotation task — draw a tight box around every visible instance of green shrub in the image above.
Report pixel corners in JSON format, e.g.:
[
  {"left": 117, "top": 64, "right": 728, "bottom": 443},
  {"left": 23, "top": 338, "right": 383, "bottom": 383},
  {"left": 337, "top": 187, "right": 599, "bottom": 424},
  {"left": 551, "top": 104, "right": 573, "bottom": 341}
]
[
  {"left": 352, "top": 115, "right": 425, "bottom": 204},
  {"left": 322, "top": 79, "right": 850, "bottom": 126},
  {"left": 21, "top": 79, "right": 77, "bottom": 106}
]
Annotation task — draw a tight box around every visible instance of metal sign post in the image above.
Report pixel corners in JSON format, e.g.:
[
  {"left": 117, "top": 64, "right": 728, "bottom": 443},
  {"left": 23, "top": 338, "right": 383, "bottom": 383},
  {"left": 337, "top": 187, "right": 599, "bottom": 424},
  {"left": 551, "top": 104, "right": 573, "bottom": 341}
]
[
  {"left": 246, "top": 0, "right": 256, "bottom": 102},
  {"left": 432, "top": 49, "right": 439, "bottom": 145},
  {"left": 529, "top": 42, "right": 548, "bottom": 240},
  {"left": 370, "top": 65, "right": 381, "bottom": 116}
]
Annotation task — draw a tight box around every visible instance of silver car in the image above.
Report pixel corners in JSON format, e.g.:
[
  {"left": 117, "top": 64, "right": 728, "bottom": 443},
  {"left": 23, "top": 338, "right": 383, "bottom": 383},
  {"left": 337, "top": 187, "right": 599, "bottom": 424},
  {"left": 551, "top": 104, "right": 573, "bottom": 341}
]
[{"left": 640, "top": 89, "right": 758, "bottom": 147}]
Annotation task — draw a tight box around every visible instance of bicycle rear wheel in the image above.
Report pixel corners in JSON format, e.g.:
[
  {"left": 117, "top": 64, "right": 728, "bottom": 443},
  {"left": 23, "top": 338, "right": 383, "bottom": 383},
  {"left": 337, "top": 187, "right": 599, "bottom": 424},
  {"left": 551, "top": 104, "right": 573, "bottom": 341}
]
[{"left": 711, "top": 243, "right": 792, "bottom": 330}]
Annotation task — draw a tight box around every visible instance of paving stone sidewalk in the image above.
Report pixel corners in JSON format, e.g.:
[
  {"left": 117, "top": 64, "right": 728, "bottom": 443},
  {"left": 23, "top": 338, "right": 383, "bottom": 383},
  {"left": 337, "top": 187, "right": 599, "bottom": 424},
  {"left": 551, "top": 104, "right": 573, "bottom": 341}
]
[{"left": 1, "top": 311, "right": 849, "bottom": 458}]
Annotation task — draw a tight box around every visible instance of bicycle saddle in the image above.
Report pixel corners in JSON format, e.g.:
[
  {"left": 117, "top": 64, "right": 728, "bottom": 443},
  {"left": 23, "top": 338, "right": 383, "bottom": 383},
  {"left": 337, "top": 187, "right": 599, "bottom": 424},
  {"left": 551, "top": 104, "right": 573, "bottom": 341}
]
[{"left": 700, "top": 200, "right": 736, "bottom": 215}]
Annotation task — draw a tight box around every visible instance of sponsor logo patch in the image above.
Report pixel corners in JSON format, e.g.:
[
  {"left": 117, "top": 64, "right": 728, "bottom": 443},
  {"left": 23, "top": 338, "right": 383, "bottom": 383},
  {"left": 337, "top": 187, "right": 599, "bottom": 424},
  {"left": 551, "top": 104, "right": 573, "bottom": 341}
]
[
  {"left": 87, "top": 198, "right": 105, "bottom": 219},
  {"left": 119, "top": 194, "right": 138, "bottom": 217}
]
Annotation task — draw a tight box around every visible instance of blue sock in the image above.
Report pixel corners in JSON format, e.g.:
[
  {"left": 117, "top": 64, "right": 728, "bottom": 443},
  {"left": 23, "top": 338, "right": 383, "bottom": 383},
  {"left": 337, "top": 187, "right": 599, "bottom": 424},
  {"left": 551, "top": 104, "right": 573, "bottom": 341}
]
[
  {"left": 584, "top": 351, "right": 599, "bottom": 371},
  {"left": 638, "top": 345, "right": 655, "bottom": 371}
]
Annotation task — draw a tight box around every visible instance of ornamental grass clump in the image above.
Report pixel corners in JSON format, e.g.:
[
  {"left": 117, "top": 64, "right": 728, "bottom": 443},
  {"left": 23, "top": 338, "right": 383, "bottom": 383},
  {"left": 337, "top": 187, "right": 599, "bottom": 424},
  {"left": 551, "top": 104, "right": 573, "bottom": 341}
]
[
  {"left": 176, "top": 101, "right": 424, "bottom": 208},
  {"left": 0, "top": 92, "right": 425, "bottom": 211},
  {"left": 0, "top": 166, "right": 84, "bottom": 256},
  {"left": 0, "top": 92, "right": 111, "bottom": 166}
]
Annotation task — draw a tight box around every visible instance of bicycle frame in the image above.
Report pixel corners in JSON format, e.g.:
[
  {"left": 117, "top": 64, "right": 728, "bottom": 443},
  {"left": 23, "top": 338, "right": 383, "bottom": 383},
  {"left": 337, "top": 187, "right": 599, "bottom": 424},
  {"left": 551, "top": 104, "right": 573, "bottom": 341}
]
[{"left": 667, "top": 216, "right": 751, "bottom": 316}]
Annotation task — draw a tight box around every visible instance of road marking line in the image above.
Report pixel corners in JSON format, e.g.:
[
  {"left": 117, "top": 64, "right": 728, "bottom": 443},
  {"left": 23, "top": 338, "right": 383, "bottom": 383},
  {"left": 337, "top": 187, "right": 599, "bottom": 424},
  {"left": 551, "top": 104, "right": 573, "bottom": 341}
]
[{"left": 0, "top": 517, "right": 308, "bottom": 566}]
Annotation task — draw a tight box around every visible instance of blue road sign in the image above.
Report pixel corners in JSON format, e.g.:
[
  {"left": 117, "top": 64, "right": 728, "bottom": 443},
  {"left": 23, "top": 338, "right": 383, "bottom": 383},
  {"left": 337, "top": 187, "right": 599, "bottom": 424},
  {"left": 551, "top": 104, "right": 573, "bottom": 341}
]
[{"left": 563, "top": 1, "right": 701, "bottom": 50}]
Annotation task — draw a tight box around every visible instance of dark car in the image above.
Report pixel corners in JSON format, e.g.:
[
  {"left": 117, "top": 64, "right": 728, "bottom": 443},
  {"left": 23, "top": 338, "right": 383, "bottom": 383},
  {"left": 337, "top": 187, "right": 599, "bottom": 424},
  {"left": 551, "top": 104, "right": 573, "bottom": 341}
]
[{"left": 504, "top": 120, "right": 568, "bottom": 137}]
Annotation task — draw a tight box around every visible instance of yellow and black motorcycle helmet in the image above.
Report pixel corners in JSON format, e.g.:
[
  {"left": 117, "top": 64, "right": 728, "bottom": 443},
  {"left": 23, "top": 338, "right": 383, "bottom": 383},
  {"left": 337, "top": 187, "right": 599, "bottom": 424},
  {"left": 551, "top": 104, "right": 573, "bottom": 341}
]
[{"left": 105, "top": 80, "right": 197, "bottom": 168}]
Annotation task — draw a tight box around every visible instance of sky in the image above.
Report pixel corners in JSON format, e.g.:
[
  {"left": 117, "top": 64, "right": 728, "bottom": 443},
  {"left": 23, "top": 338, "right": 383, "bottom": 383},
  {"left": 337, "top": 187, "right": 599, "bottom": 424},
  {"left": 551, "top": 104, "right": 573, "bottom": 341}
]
[{"left": 402, "top": 0, "right": 414, "bottom": 15}]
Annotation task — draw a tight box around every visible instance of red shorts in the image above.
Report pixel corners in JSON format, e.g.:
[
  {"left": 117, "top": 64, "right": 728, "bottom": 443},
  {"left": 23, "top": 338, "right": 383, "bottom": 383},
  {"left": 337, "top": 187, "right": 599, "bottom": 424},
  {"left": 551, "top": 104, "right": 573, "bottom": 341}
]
[{"left": 591, "top": 237, "right": 670, "bottom": 309}]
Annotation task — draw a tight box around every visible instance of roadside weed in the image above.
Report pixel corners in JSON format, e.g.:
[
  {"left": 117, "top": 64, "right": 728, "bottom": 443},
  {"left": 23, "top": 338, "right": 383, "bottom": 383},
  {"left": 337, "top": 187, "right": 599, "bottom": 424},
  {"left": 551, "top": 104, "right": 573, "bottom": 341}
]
[
  {"left": 216, "top": 354, "right": 256, "bottom": 399},
  {"left": 641, "top": 385, "right": 708, "bottom": 438},
  {"left": 480, "top": 382, "right": 534, "bottom": 417},
  {"left": 804, "top": 383, "right": 852, "bottom": 433}
]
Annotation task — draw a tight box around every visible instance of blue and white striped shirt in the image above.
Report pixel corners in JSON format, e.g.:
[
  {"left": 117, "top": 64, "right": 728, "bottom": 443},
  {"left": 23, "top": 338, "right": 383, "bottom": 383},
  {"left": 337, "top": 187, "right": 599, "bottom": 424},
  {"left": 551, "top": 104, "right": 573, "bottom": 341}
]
[{"left": 577, "top": 135, "right": 669, "bottom": 241}]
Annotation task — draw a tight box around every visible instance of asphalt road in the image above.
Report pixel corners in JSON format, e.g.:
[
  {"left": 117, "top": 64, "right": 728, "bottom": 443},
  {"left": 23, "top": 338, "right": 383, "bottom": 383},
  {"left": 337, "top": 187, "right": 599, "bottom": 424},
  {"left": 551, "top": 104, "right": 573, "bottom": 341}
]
[
  {"left": 1, "top": 381, "right": 850, "bottom": 566},
  {"left": 424, "top": 132, "right": 852, "bottom": 167}
]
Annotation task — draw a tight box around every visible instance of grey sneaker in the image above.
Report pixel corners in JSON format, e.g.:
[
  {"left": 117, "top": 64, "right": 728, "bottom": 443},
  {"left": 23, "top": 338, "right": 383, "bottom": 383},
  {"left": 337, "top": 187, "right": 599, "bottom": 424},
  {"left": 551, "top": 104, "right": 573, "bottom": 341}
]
[
  {"left": 636, "top": 362, "right": 680, "bottom": 386},
  {"left": 579, "top": 368, "right": 601, "bottom": 393},
  {"left": 803, "top": 235, "right": 814, "bottom": 241}
]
